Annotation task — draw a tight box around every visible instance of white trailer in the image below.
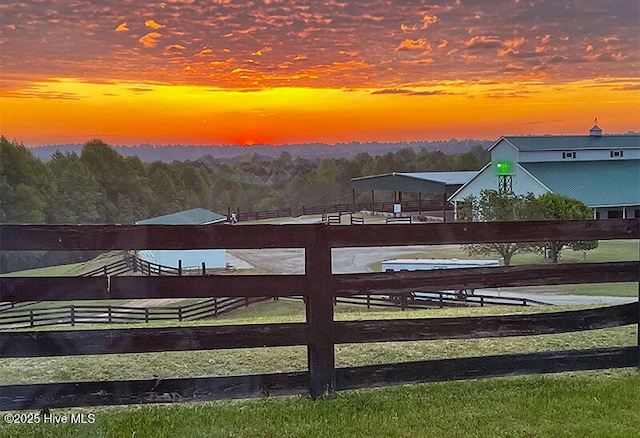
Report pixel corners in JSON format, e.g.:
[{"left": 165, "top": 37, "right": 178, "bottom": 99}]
[{"left": 381, "top": 258, "right": 500, "bottom": 300}]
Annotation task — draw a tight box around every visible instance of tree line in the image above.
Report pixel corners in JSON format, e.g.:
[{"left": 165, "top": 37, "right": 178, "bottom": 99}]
[{"left": 0, "top": 136, "right": 490, "bottom": 225}]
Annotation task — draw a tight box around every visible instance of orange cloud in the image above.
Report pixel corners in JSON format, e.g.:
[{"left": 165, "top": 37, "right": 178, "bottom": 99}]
[
  {"left": 139, "top": 32, "right": 162, "bottom": 48},
  {"left": 363, "top": 14, "right": 384, "bottom": 22},
  {"left": 115, "top": 22, "right": 129, "bottom": 32},
  {"left": 396, "top": 38, "right": 430, "bottom": 51},
  {"left": 421, "top": 14, "right": 438, "bottom": 29},
  {"left": 464, "top": 36, "right": 502, "bottom": 49},
  {"left": 145, "top": 20, "right": 165, "bottom": 29}
]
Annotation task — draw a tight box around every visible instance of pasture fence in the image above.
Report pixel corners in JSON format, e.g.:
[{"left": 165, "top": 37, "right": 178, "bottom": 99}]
[
  {"left": 0, "top": 297, "right": 270, "bottom": 329},
  {"left": 0, "top": 219, "right": 638, "bottom": 410}
]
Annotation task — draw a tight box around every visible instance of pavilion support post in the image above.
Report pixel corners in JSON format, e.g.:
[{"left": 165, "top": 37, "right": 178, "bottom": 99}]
[
  {"left": 371, "top": 190, "right": 375, "bottom": 215},
  {"left": 418, "top": 192, "right": 422, "bottom": 215},
  {"left": 352, "top": 189, "right": 356, "bottom": 213},
  {"left": 442, "top": 192, "right": 447, "bottom": 223}
]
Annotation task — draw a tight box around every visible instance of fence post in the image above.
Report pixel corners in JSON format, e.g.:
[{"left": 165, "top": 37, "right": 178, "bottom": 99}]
[
  {"left": 178, "top": 307, "right": 183, "bottom": 322},
  {"left": 305, "top": 224, "right": 335, "bottom": 399},
  {"left": 201, "top": 262, "right": 206, "bottom": 276},
  {"left": 29, "top": 309, "right": 34, "bottom": 328},
  {"left": 178, "top": 260, "right": 182, "bottom": 276},
  {"left": 145, "top": 308, "right": 149, "bottom": 323},
  {"left": 108, "top": 306, "right": 112, "bottom": 323},
  {"left": 70, "top": 306, "right": 75, "bottom": 327}
]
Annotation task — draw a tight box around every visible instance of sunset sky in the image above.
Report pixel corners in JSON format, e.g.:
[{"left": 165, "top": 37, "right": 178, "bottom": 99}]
[{"left": 1, "top": 0, "right": 639, "bottom": 146}]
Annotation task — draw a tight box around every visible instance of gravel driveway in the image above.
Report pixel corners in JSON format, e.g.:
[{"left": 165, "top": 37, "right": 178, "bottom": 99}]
[{"left": 228, "top": 245, "right": 455, "bottom": 274}]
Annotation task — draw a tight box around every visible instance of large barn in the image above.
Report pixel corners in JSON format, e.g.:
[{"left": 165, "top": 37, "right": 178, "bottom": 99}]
[
  {"left": 448, "top": 126, "right": 640, "bottom": 220},
  {"left": 135, "top": 208, "right": 227, "bottom": 269}
]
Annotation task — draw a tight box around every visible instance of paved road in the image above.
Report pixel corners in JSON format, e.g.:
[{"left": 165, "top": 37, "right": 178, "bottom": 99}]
[
  {"left": 227, "top": 247, "right": 637, "bottom": 306},
  {"left": 473, "top": 289, "right": 636, "bottom": 306}
]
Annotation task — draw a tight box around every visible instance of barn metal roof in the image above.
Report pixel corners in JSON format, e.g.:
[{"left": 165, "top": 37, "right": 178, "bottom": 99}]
[
  {"left": 521, "top": 160, "right": 640, "bottom": 207},
  {"left": 136, "top": 208, "right": 227, "bottom": 225},
  {"left": 351, "top": 171, "right": 477, "bottom": 194},
  {"left": 495, "top": 134, "right": 640, "bottom": 152}
]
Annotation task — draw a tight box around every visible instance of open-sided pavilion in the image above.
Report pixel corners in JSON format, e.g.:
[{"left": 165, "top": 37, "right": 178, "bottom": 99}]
[{"left": 350, "top": 171, "right": 476, "bottom": 221}]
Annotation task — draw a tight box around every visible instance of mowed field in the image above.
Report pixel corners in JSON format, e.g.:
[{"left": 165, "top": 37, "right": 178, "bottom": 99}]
[{"left": 1, "top": 300, "right": 639, "bottom": 437}]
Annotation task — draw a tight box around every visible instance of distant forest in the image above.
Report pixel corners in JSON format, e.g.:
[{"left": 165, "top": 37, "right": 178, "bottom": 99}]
[
  {"left": 29, "top": 138, "right": 493, "bottom": 163},
  {"left": 1, "top": 136, "right": 491, "bottom": 272},
  {"left": 1, "top": 136, "right": 489, "bottom": 225}
]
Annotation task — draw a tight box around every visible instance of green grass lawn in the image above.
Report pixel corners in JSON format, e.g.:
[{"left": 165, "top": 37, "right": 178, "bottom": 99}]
[{"left": 1, "top": 370, "right": 638, "bottom": 438}]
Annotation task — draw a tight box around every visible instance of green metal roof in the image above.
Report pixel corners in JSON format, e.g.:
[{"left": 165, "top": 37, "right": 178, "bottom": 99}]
[
  {"left": 499, "top": 134, "right": 640, "bottom": 151},
  {"left": 521, "top": 160, "right": 640, "bottom": 207},
  {"left": 351, "top": 171, "right": 476, "bottom": 194},
  {"left": 136, "top": 208, "right": 226, "bottom": 225}
]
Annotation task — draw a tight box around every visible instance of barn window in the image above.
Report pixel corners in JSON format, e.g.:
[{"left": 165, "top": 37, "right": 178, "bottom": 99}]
[
  {"left": 562, "top": 151, "right": 576, "bottom": 159},
  {"left": 610, "top": 150, "right": 624, "bottom": 158},
  {"left": 498, "top": 175, "right": 512, "bottom": 192}
]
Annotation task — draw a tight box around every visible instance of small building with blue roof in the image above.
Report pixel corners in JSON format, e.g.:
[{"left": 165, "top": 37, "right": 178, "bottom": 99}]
[{"left": 135, "top": 208, "right": 227, "bottom": 270}]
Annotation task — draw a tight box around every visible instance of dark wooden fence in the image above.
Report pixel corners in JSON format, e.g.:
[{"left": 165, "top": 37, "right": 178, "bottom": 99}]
[
  {"left": 0, "top": 220, "right": 638, "bottom": 410},
  {"left": 229, "top": 199, "right": 450, "bottom": 223},
  {"left": 0, "top": 292, "right": 547, "bottom": 330},
  {"left": 302, "top": 199, "right": 450, "bottom": 216},
  {"left": 123, "top": 251, "right": 210, "bottom": 276},
  {"left": 0, "top": 297, "right": 270, "bottom": 329},
  {"left": 235, "top": 208, "right": 293, "bottom": 222}
]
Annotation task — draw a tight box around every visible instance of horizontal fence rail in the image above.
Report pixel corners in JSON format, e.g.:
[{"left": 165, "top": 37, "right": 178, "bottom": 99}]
[
  {"left": 2, "top": 220, "right": 636, "bottom": 251},
  {"left": 1, "top": 303, "right": 635, "bottom": 358},
  {"left": 0, "top": 219, "right": 638, "bottom": 411},
  {"left": 2, "top": 262, "right": 636, "bottom": 302}
]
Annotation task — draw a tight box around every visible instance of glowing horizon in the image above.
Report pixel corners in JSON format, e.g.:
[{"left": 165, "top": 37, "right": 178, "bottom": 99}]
[{"left": 1, "top": 1, "right": 638, "bottom": 147}]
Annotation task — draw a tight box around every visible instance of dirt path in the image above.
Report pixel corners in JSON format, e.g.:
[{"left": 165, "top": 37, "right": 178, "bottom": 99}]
[
  {"left": 228, "top": 245, "right": 459, "bottom": 274},
  {"left": 119, "top": 299, "right": 185, "bottom": 308}
]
